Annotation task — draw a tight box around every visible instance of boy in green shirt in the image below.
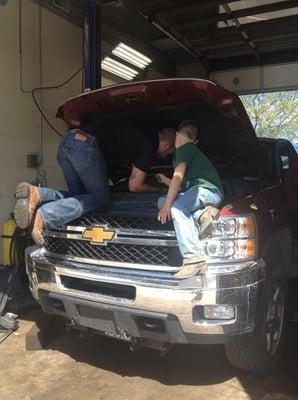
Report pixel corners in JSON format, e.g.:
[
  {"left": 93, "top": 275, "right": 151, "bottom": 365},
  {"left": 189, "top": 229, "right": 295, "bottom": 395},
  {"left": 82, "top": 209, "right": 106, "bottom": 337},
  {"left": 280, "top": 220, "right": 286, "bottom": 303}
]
[{"left": 156, "top": 120, "right": 223, "bottom": 279}]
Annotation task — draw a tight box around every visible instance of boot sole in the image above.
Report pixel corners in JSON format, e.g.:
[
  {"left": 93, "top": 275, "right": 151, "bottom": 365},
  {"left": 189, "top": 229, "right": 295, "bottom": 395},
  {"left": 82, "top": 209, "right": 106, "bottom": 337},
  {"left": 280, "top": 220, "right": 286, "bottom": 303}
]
[
  {"left": 198, "top": 206, "right": 220, "bottom": 239},
  {"left": 173, "top": 262, "right": 207, "bottom": 279},
  {"left": 31, "top": 213, "right": 45, "bottom": 247},
  {"left": 173, "top": 269, "right": 204, "bottom": 279},
  {"left": 31, "top": 229, "right": 45, "bottom": 247},
  {"left": 14, "top": 199, "right": 30, "bottom": 230},
  {"left": 15, "top": 182, "right": 31, "bottom": 199}
]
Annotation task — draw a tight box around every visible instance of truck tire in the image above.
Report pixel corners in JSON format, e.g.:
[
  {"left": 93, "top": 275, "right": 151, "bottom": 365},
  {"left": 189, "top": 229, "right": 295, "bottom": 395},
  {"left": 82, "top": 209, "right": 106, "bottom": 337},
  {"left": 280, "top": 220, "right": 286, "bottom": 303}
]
[{"left": 224, "top": 280, "right": 287, "bottom": 374}]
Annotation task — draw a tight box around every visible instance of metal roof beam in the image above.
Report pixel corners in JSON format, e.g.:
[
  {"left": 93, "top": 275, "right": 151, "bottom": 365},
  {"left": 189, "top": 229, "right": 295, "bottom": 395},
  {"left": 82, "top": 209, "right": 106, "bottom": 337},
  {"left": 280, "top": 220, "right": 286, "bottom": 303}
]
[
  {"left": 139, "top": 11, "right": 206, "bottom": 61},
  {"left": 117, "top": 2, "right": 210, "bottom": 69},
  {"left": 207, "top": 39, "right": 298, "bottom": 58},
  {"left": 220, "top": 2, "right": 261, "bottom": 64},
  {"left": 191, "top": 29, "right": 298, "bottom": 51},
  {"left": 186, "top": 14, "right": 298, "bottom": 41},
  {"left": 112, "top": 0, "right": 243, "bottom": 17},
  {"left": 215, "top": 14, "right": 298, "bottom": 36},
  {"left": 173, "top": 0, "right": 298, "bottom": 28},
  {"left": 154, "top": 0, "right": 243, "bottom": 17},
  {"left": 209, "top": 48, "right": 298, "bottom": 70}
]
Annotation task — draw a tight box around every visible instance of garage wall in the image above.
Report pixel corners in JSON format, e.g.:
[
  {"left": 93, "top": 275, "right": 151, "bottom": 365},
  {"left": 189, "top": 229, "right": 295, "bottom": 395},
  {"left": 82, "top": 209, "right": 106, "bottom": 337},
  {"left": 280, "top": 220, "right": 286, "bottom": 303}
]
[
  {"left": 0, "top": 0, "right": 86, "bottom": 239},
  {"left": 211, "top": 62, "right": 298, "bottom": 94},
  {"left": 177, "top": 62, "right": 208, "bottom": 79},
  {"left": 0, "top": 4, "right": 79, "bottom": 263}
]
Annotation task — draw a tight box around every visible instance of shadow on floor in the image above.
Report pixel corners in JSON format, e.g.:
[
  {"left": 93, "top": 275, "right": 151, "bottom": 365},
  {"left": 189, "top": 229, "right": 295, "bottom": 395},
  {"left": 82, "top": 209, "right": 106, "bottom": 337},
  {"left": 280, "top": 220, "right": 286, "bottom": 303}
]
[{"left": 21, "top": 310, "right": 298, "bottom": 399}]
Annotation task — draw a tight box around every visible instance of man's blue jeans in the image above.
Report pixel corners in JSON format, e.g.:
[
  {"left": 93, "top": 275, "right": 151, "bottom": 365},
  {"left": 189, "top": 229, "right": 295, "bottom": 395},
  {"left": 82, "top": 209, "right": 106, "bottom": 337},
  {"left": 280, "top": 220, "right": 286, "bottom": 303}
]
[
  {"left": 37, "top": 130, "right": 109, "bottom": 229},
  {"left": 158, "top": 186, "right": 222, "bottom": 261}
]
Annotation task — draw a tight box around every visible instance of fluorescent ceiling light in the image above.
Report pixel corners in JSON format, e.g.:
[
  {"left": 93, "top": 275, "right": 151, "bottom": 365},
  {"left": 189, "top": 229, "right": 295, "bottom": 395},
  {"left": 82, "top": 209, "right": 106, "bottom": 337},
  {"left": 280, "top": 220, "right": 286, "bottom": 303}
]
[
  {"left": 117, "top": 43, "right": 152, "bottom": 63},
  {"left": 103, "top": 57, "right": 138, "bottom": 76},
  {"left": 101, "top": 65, "right": 132, "bottom": 80},
  {"left": 112, "top": 42, "right": 152, "bottom": 69},
  {"left": 101, "top": 56, "right": 139, "bottom": 80}
]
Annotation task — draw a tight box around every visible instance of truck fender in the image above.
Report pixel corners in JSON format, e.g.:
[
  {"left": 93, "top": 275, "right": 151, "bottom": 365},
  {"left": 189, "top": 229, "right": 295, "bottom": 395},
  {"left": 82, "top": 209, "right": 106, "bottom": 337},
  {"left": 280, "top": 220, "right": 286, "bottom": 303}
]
[{"left": 262, "top": 227, "right": 293, "bottom": 279}]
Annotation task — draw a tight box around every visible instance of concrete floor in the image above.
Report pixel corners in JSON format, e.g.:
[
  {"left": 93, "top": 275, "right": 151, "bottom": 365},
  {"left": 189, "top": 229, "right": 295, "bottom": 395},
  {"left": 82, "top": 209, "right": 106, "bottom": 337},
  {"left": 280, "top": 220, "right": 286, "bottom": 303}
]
[{"left": 1, "top": 310, "right": 298, "bottom": 400}]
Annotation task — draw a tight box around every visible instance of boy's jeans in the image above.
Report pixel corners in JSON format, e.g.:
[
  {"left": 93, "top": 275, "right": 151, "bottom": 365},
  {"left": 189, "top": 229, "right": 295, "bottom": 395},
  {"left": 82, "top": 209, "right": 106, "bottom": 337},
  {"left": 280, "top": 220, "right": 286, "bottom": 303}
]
[
  {"left": 37, "top": 130, "right": 109, "bottom": 229},
  {"left": 158, "top": 186, "right": 222, "bottom": 262}
]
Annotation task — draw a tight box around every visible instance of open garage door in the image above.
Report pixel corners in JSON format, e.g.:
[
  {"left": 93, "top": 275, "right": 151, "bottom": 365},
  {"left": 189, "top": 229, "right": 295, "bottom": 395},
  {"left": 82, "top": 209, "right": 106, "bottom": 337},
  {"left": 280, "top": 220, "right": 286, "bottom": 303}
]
[{"left": 240, "top": 90, "right": 298, "bottom": 143}]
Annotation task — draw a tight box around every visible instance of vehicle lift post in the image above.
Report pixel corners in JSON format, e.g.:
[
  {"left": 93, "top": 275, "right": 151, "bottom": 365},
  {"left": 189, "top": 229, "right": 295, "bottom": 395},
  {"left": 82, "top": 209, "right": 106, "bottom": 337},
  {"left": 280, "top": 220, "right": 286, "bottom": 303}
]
[{"left": 84, "top": 0, "right": 102, "bottom": 90}]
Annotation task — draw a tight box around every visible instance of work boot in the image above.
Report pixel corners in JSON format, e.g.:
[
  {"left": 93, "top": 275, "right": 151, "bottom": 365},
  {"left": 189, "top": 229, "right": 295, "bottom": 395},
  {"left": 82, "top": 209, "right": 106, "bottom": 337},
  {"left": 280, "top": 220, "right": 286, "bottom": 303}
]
[
  {"left": 14, "top": 182, "right": 40, "bottom": 230},
  {"left": 31, "top": 211, "right": 45, "bottom": 247},
  {"left": 196, "top": 205, "right": 220, "bottom": 239},
  {"left": 173, "top": 258, "right": 207, "bottom": 279}
]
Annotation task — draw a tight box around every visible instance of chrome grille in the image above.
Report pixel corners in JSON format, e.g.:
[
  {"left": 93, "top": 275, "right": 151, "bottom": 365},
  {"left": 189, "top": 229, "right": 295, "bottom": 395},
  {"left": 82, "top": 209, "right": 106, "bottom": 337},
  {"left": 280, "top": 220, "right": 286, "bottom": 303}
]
[
  {"left": 72, "top": 213, "right": 173, "bottom": 231},
  {"left": 44, "top": 236, "right": 182, "bottom": 267}
]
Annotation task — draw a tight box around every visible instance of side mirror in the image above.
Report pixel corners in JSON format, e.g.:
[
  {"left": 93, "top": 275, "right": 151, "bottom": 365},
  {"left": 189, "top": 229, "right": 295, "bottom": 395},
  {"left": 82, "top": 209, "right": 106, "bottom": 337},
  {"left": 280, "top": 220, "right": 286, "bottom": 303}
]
[{"left": 281, "top": 155, "right": 290, "bottom": 170}]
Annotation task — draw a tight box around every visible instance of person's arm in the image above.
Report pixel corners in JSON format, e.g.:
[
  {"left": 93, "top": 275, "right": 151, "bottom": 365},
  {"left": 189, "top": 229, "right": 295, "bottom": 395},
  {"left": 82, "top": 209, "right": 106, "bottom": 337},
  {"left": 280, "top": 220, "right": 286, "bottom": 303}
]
[
  {"left": 128, "top": 166, "right": 160, "bottom": 193},
  {"left": 129, "top": 136, "right": 163, "bottom": 193},
  {"left": 156, "top": 173, "right": 172, "bottom": 187},
  {"left": 157, "top": 162, "right": 186, "bottom": 224}
]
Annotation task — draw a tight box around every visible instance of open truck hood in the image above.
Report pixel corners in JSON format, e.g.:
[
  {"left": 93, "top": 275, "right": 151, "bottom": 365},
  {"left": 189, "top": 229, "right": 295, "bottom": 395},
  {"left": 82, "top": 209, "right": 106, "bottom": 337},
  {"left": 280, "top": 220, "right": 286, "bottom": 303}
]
[{"left": 56, "top": 78, "right": 256, "bottom": 142}]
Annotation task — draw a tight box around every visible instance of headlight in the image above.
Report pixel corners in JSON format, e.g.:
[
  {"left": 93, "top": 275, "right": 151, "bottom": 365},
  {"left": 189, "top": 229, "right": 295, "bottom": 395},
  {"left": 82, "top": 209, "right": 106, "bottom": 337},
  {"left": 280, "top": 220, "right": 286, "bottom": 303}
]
[
  {"left": 211, "top": 216, "right": 255, "bottom": 238},
  {"left": 202, "top": 215, "right": 257, "bottom": 262}
]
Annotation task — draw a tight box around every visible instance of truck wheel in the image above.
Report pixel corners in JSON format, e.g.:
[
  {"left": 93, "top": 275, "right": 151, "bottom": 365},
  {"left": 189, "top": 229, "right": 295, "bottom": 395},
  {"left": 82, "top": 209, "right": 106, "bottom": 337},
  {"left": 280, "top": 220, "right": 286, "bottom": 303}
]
[{"left": 224, "top": 280, "right": 287, "bottom": 374}]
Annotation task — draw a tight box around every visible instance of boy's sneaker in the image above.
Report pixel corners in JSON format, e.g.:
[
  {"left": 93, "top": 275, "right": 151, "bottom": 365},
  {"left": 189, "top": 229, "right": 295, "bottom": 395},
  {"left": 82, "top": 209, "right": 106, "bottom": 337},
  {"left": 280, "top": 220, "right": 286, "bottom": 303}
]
[
  {"left": 196, "top": 205, "right": 220, "bottom": 239},
  {"left": 14, "top": 182, "right": 40, "bottom": 230},
  {"left": 173, "top": 257, "right": 207, "bottom": 279}
]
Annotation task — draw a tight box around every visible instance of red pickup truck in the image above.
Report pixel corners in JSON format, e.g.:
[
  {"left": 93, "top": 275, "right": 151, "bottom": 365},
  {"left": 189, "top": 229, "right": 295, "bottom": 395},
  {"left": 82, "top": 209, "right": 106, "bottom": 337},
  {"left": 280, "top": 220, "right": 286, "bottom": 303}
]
[{"left": 26, "top": 79, "right": 298, "bottom": 374}]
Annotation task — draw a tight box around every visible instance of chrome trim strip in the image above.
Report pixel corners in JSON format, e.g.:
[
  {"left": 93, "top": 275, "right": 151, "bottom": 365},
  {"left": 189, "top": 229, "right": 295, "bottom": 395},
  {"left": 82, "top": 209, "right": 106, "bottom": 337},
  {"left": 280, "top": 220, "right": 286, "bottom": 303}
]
[
  {"left": 38, "top": 248, "right": 262, "bottom": 274},
  {"left": 108, "top": 228, "right": 175, "bottom": 238},
  {"left": 63, "top": 225, "right": 176, "bottom": 238},
  {"left": 54, "top": 266, "right": 179, "bottom": 288},
  {"left": 44, "top": 230, "right": 177, "bottom": 246},
  {"left": 44, "top": 251, "right": 180, "bottom": 272},
  {"left": 66, "top": 226, "right": 87, "bottom": 232}
]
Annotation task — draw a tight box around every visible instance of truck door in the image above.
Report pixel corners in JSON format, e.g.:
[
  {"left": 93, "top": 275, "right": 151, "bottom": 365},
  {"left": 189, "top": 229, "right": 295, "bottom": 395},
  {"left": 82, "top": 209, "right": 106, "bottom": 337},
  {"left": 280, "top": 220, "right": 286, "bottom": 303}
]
[{"left": 278, "top": 142, "right": 298, "bottom": 243}]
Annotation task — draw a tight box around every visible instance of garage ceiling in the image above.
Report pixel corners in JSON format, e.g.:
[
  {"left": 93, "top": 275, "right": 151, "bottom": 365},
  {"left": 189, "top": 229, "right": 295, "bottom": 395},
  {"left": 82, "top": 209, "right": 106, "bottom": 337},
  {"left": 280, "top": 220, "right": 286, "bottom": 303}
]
[{"left": 38, "top": 0, "right": 298, "bottom": 72}]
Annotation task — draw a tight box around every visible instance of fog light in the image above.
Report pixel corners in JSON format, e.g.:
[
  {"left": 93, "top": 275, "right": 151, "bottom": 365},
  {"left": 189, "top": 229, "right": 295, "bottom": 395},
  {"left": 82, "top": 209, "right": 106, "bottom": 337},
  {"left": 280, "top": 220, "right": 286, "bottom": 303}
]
[
  {"left": 36, "top": 268, "right": 56, "bottom": 283},
  {"left": 203, "top": 305, "right": 235, "bottom": 320}
]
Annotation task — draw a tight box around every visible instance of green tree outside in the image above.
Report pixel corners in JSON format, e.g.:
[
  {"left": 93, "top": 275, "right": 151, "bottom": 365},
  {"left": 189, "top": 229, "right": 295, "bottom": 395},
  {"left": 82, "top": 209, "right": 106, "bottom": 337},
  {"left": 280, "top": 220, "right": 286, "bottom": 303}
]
[{"left": 240, "top": 91, "right": 298, "bottom": 142}]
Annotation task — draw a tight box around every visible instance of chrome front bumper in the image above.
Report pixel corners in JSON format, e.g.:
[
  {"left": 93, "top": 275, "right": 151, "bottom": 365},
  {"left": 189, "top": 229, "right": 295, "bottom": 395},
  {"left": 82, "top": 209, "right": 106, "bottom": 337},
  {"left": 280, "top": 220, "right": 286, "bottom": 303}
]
[{"left": 26, "top": 248, "right": 266, "bottom": 344}]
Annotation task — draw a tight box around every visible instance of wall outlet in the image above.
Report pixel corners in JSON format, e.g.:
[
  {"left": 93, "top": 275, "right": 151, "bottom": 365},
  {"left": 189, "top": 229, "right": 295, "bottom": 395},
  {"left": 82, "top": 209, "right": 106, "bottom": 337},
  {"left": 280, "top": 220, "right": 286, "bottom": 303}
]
[{"left": 27, "top": 153, "right": 39, "bottom": 168}]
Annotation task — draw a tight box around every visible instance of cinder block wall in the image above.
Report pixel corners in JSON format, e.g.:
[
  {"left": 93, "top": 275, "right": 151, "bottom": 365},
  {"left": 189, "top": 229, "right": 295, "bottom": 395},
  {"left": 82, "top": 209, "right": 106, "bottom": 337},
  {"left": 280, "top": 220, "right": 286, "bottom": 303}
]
[{"left": 0, "top": 0, "right": 85, "bottom": 261}]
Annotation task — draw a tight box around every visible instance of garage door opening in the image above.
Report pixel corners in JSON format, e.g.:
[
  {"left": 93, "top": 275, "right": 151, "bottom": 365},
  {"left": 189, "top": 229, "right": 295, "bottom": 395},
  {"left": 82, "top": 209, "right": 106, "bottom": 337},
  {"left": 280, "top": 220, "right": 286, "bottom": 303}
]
[{"left": 240, "top": 90, "right": 298, "bottom": 149}]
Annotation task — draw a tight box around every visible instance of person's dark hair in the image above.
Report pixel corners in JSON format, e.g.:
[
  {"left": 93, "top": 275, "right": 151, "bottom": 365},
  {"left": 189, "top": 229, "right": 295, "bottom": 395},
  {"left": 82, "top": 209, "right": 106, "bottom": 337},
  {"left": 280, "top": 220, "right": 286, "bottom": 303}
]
[
  {"left": 159, "top": 127, "right": 176, "bottom": 144},
  {"left": 178, "top": 120, "right": 198, "bottom": 141}
]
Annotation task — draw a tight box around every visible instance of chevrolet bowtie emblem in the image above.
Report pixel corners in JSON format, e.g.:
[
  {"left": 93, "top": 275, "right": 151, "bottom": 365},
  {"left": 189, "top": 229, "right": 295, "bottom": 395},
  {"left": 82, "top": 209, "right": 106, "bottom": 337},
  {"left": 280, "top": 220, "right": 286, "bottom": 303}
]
[{"left": 82, "top": 226, "right": 116, "bottom": 245}]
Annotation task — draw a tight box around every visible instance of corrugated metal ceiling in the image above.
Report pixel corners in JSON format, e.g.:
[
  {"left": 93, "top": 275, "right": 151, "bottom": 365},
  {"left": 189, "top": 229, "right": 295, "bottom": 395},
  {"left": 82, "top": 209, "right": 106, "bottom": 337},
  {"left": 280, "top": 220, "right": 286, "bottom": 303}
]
[{"left": 37, "top": 0, "right": 298, "bottom": 72}]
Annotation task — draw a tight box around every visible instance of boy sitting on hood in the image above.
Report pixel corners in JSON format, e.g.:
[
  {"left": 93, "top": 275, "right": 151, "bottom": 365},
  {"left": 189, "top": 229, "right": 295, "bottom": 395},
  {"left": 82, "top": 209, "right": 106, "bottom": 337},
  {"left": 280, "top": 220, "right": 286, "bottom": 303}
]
[{"left": 156, "top": 120, "right": 224, "bottom": 279}]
